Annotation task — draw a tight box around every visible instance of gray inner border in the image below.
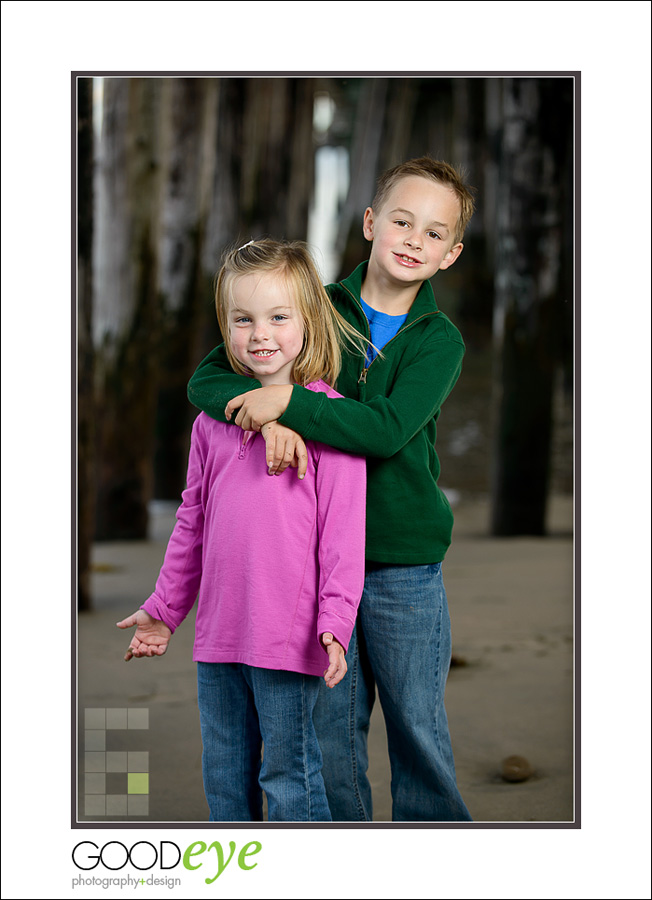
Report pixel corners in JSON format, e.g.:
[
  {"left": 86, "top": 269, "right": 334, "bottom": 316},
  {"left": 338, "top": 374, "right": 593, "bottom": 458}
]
[{"left": 71, "top": 68, "right": 581, "bottom": 831}]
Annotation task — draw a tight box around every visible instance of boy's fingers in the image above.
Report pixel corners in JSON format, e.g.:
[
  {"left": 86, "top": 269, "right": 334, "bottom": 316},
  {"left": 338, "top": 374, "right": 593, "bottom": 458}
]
[{"left": 224, "top": 394, "right": 245, "bottom": 421}]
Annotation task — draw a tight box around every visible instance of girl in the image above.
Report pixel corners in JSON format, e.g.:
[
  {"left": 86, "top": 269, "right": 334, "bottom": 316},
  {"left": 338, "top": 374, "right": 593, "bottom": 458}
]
[{"left": 117, "top": 240, "right": 367, "bottom": 822}]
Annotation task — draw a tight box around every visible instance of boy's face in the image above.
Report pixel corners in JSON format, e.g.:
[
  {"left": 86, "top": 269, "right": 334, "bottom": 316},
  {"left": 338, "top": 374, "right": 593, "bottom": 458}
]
[{"left": 363, "top": 175, "right": 464, "bottom": 287}]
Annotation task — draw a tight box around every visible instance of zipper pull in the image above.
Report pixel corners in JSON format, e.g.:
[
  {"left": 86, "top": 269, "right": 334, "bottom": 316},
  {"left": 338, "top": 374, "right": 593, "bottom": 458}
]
[
  {"left": 358, "top": 368, "right": 368, "bottom": 384},
  {"left": 238, "top": 432, "right": 252, "bottom": 459}
]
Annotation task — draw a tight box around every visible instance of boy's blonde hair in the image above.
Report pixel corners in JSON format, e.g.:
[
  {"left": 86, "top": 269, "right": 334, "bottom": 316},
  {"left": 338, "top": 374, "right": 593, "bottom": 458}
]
[
  {"left": 372, "top": 157, "right": 476, "bottom": 244},
  {"left": 215, "top": 239, "right": 367, "bottom": 387}
]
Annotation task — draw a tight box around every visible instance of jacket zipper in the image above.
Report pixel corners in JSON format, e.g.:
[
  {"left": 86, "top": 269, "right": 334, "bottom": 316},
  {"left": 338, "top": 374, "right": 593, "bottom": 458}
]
[{"left": 343, "top": 284, "right": 438, "bottom": 384}]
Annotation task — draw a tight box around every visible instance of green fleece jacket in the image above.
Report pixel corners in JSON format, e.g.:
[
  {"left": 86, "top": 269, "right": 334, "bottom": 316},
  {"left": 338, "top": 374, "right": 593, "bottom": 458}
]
[{"left": 187, "top": 261, "right": 465, "bottom": 564}]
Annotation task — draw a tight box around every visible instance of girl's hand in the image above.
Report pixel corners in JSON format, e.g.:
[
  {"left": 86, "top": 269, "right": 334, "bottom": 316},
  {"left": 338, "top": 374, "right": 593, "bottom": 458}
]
[
  {"left": 321, "top": 633, "right": 347, "bottom": 688},
  {"left": 261, "top": 421, "right": 308, "bottom": 479},
  {"left": 116, "top": 610, "right": 172, "bottom": 661},
  {"left": 225, "top": 385, "right": 293, "bottom": 432}
]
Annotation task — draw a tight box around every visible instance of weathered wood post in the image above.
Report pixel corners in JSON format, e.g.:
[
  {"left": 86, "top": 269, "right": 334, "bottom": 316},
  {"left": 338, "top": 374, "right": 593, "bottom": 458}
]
[
  {"left": 77, "top": 76, "right": 94, "bottom": 608},
  {"left": 489, "top": 78, "right": 573, "bottom": 535},
  {"left": 93, "top": 77, "right": 169, "bottom": 539}
]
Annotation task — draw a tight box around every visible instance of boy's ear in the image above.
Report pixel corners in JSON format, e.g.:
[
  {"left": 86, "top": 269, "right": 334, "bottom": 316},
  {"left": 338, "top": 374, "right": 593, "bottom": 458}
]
[
  {"left": 438, "top": 242, "right": 464, "bottom": 270},
  {"left": 362, "top": 207, "right": 374, "bottom": 242}
]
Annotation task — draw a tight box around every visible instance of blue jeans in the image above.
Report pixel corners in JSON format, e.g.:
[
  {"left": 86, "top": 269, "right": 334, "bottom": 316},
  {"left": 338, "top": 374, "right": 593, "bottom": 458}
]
[
  {"left": 197, "top": 662, "right": 332, "bottom": 822},
  {"left": 313, "top": 563, "right": 472, "bottom": 821}
]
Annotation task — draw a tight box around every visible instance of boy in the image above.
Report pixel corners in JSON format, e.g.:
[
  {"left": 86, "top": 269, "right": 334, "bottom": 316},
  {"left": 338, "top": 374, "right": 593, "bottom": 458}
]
[{"left": 188, "top": 158, "right": 474, "bottom": 821}]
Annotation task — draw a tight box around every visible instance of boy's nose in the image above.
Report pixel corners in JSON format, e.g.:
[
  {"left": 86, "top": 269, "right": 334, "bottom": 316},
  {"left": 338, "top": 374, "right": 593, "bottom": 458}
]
[{"left": 405, "top": 235, "right": 422, "bottom": 251}]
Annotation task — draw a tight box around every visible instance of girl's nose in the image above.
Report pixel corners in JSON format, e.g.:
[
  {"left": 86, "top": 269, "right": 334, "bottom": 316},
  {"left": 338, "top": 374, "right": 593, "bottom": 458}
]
[{"left": 252, "top": 324, "right": 269, "bottom": 342}]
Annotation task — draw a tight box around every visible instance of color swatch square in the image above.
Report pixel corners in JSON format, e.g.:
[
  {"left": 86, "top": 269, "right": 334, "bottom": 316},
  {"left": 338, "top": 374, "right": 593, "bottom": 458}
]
[
  {"left": 106, "top": 794, "right": 128, "bottom": 816},
  {"left": 84, "top": 794, "right": 106, "bottom": 816},
  {"left": 85, "top": 773, "right": 106, "bottom": 794},
  {"left": 84, "top": 752, "right": 106, "bottom": 773},
  {"left": 128, "top": 773, "right": 149, "bottom": 794},
  {"left": 106, "top": 751, "right": 128, "bottom": 773},
  {"left": 106, "top": 708, "right": 128, "bottom": 729},
  {"left": 128, "top": 751, "right": 149, "bottom": 772},
  {"left": 127, "top": 708, "right": 149, "bottom": 730},
  {"left": 85, "top": 730, "right": 106, "bottom": 751},
  {"left": 127, "top": 795, "right": 149, "bottom": 816},
  {"left": 85, "top": 708, "right": 106, "bottom": 729},
  {"left": 106, "top": 772, "right": 127, "bottom": 794}
]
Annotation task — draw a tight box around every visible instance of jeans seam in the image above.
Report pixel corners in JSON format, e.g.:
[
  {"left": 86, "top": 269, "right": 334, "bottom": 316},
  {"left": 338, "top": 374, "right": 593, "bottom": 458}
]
[
  {"left": 301, "top": 675, "right": 312, "bottom": 821},
  {"left": 431, "top": 598, "right": 445, "bottom": 763},
  {"left": 348, "top": 632, "right": 368, "bottom": 821}
]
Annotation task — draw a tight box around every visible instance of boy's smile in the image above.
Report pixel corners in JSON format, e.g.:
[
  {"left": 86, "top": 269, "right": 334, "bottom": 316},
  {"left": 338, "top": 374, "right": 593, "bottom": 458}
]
[
  {"left": 393, "top": 250, "right": 424, "bottom": 267},
  {"left": 363, "top": 175, "right": 464, "bottom": 299},
  {"left": 228, "top": 271, "right": 304, "bottom": 387}
]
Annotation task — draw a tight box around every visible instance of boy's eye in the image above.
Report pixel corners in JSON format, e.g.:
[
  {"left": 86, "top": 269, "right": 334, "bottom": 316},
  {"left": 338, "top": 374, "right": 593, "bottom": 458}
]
[
  {"left": 395, "top": 220, "right": 409, "bottom": 227},
  {"left": 427, "top": 231, "right": 442, "bottom": 240}
]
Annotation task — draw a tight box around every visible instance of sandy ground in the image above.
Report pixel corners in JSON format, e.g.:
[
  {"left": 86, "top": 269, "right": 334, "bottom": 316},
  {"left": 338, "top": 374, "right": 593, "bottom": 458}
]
[{"left": 77, "top": 493, "right": 575, "bottom": 826}]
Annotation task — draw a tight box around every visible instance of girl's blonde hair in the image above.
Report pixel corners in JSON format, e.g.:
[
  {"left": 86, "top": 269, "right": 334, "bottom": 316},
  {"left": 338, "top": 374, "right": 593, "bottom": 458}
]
[{"left": 215, "top": 239, "right": 369, "bottom": 387}]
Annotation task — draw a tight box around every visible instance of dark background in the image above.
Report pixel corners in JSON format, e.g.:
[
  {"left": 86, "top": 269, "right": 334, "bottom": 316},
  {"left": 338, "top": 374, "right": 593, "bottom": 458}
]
[{"left": 77, "top": 74, "right": 575, "bottom": 609}]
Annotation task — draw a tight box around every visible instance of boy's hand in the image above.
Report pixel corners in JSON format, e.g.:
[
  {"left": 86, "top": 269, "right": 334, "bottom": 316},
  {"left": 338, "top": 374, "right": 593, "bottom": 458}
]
[
  {"left": 261, "top": 421, "right": 308, "bottom": 479},
  {"left": 116, "top": 610, "right": 172, "bottom": 661},
  {"left": 225, "top": 384, "right": 293, "bottom": 432},
  {"left": 321, "top": 633, "right": 347, "bottom": 688}
]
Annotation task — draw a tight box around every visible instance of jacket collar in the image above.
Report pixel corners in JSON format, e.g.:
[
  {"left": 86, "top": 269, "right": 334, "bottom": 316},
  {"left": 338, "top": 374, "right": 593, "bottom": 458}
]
[{"left": 340, "top": 261, "right": 440, "bottom": 325}]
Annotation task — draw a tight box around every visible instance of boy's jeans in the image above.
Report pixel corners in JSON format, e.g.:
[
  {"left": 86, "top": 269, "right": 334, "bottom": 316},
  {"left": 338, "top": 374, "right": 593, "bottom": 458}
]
[
  {"left": 313, "top": 562, "right": 472, "bottom": 821},
  {"left": 197, "top": 662, "right": 332, "bottom": 822}
]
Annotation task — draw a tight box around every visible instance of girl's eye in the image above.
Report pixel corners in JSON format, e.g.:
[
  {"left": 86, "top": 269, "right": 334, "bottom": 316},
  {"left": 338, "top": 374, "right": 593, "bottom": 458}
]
[
  {"left": 272, "top": 315, "right": 288, "bottom": 322},
  {"left": 234, "top": 316, "right": 251, "bottom": 324}
]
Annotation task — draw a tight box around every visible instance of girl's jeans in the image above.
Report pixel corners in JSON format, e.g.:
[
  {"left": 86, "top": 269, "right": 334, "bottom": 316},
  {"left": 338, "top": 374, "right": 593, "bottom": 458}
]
[
  {"left": 313, "top": 562, "right": 472, "bottom": 821},
  {"left": 197, "top": 662, "right": 331, "bottom": 822}
]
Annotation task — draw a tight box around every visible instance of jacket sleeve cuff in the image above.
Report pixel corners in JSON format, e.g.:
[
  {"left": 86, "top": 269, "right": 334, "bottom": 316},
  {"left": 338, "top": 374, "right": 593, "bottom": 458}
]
[{"left": 279, "top": 384, "right": 323, "bottom": 439}]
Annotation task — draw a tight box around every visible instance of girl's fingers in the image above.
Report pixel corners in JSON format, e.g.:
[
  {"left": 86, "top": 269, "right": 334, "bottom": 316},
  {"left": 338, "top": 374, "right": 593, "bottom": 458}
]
[{"left": 296, "top": 448, "right": 308, "bottom": 480}]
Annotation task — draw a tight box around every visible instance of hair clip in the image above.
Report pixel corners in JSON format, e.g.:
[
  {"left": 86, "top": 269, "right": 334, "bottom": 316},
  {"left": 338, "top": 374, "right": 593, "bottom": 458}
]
[{"left": 237, "top": 239, "right": 255, "bottom": 252}]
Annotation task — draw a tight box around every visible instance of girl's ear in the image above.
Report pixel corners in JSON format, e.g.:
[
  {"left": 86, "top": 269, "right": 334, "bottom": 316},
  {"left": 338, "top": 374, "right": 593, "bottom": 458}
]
[{"left": 362, "top": 207, "right": 374, "bottom": 242}]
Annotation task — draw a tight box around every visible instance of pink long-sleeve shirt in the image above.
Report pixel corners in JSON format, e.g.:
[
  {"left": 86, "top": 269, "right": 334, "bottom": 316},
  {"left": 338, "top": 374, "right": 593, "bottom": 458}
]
[{"left": 142, "top": 380, "right": 366, "bottom": 677}]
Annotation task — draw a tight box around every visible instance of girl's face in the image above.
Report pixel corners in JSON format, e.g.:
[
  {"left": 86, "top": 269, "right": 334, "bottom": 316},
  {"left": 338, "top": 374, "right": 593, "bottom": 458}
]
[{"left": 228, "top": 270, "right": 304, "bottom": 387}]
